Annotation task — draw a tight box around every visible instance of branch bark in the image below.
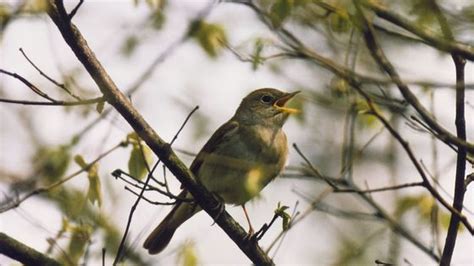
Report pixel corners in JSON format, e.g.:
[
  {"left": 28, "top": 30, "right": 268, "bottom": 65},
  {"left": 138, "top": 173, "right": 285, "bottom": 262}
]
[
  {"left": 440, "top": 53, "right": 467, "bottom": 266},
  {"left": 0, "top": 232, "right": 61, "bottom": 266},
  {"left": 45, "top": 0, "right": 273, "bottom": 265}
]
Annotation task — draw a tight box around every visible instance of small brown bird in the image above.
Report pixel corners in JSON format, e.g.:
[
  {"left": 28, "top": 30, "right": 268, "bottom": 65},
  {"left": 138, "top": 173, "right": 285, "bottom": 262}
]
[{"left": 143, "top": 88, "right": 299, "bottom": 254}]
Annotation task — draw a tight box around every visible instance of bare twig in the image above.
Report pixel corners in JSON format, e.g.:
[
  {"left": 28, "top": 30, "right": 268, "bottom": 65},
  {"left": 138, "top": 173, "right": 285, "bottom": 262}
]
[
  {"left": 293, "top": 143, "right": 338, "bottom": 189},
  {"left": 114, "top": 106, "right": 198, "bottom": 264},
  {"left": 334, "top": 181, "right": 424, "bottom": 194},
  {"left": 68, "top": 0, "right": 84, "bottom": 20},
  {"left": 19, "top": 48, "right": 82, "bottom": 100},
  {"left": 0, "top": 96, "right": 103, "bottom": 106},
  {"left": 0, "top": 69, "right": 57, "bottom": 102},
  {"left": 265, "top": 187, "right": 333, "bottom": 253},
  {"left": 363, "top": 1, "right": 474, "bottom": 61}
]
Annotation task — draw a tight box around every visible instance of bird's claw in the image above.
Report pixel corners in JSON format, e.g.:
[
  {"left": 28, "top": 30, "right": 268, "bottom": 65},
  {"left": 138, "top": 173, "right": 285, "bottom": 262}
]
[{"left": 210, "top": 200, "right": 225, "bottom": 225}]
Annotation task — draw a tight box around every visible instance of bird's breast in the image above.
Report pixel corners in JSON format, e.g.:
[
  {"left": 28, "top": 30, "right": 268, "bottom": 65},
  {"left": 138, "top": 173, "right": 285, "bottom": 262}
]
[{"left": 197, "top": 125, "right": 288, "bottom": 205}]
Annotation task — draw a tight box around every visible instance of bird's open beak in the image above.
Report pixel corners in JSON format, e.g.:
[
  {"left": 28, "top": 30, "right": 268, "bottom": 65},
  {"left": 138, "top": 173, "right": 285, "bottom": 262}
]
[{"left": 273, "top": 91, "right": 301, "bottom": 114}]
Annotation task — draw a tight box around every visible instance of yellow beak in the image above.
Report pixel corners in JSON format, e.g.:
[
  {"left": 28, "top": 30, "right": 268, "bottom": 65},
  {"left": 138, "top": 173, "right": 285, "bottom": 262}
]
[{"left": 273, "top": 91, "right": 301, "bottom": 114}]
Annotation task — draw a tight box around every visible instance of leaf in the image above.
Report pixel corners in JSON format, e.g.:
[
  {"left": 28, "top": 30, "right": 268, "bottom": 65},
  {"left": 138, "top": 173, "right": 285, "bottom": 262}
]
[
  {"left": 87, "top": 163, "right": 102, "bottom": 207},
  {"left": 270, "top": 0, "right": 294, "bottom": 28},
  {"left": 354, "top": 99, "right": 381, "bottom": 128},
  {"left": 252, "top": 39, "right": 264, "bottom": 70},
  {"left": 128, "top": 143, "right": 153, "bottom": 180},
  {"left": 63, "top": 224, "right": 92, "bottom": 265},
  {"left": 96, "top": 101, "right": 105, "bottom": 114},
  {"left": 191, "top": 20, "right": 227, "bottom": 58},
  {"left": 406, "top": 0, "right": 437, "bottom": 28},
  {"left": 275, "top": 202, "right": 291, "bottom": 230},
  {"left": 74, "top": 154, "right": 88, "bottom": 168},
  {"left": 177, "top": 241, "right": 198, "bottom": 266},
  {"left": 329, "top": 5, "right": 351, "bottom": 33},
  {"left": 330, "top": 77, "right": 349, "bottom": 97},
  {"left": 395, "top": 195, "right": 421, "bottom": 217},
  {"left": 150, "top": 10, "right": 166, "bottom": 30},
  {"left": 285, "top": 94, "right": 305, "bottom": 124},
  {"left": 33, "top": 145, "right": 71, "bottom": 183},
  {"left": 121, "top": 35, "right": 139, "bottom": 57}
]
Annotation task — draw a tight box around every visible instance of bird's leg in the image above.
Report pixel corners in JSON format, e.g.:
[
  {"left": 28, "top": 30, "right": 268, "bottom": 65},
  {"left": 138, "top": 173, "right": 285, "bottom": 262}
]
[{"left": 242, "top": 204, "right": 255, "bottom": 236}]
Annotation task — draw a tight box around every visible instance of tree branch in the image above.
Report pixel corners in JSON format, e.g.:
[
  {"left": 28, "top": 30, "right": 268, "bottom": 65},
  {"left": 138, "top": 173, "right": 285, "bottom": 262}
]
[
  {"left": 363, "top": 1, "right": 474, "bottom": 61},
  {"left": 440, "top": 54, "right": 467, "bottom": 265},
  {"left": 354, "top": 2, "right": 473, "bottom": 235},
  {"left": 46, "top": 0, "right": 273, "bottom": 264},
  {"left": 0, "top": 232, "right": 61, "bottom": 266}
]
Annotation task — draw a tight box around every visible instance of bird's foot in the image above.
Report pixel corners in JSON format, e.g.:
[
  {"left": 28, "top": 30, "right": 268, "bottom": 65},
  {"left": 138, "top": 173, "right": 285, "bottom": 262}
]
[{"left": 210, "top": 199, "right": 225, "bottom": 225}]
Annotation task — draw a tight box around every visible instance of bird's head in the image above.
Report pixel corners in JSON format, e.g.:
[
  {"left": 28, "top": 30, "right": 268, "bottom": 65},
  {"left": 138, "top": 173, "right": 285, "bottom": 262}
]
[{"left": 234, "top": 88, "right": 300, "bottom": 127}]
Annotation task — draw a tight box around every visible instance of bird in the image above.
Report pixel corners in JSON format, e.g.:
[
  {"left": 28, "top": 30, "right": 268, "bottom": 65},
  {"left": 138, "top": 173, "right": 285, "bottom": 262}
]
[{"left": 143, "top": 88, "right": 300, "bottom": 254}]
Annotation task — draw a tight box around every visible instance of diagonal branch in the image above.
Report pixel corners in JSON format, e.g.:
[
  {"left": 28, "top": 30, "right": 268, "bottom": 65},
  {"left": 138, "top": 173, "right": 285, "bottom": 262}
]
[
  {"left": 46, "top": 0, "right": 273, "bottom": 265},
  {"left": 354, "top": 3, "right": 473, "bottom": 235},
  {"left": 0, "top": 232, "right": 61, "bottom": 266},
  {"left": 362, "top": 1, "right": 474, "bottom": 61}
]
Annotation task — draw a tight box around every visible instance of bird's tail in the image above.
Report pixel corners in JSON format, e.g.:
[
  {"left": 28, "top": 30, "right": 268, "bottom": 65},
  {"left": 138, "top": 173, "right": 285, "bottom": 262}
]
[{"left": 143, "top": 191, "right": 199, "bottom": 254}]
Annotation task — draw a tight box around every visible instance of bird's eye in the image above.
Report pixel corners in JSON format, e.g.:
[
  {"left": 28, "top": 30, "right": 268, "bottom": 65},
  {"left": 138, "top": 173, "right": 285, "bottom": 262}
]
[{"left": 260, "top": 95, "right": 273, "bottom": 104}]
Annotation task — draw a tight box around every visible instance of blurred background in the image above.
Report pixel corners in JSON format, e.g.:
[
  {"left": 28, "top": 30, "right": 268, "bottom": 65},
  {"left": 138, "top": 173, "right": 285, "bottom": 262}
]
[{"left": 0, "top": 0, "right": 473, "bottom": 265}]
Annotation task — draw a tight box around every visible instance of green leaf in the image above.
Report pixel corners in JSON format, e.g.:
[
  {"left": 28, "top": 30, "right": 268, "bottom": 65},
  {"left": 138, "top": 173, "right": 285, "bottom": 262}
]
[
  {"left": 275, "top": 202, "right": 291, "bottom": 230},
  {"left": 33, "top": 145, "right": 71, "bottom": 183},
  {"left": 96, "top": 101, "right": 105, "bottom": 114},
  {"left": 74, "top": 154, "right": 88, "bottom": 168},
  {"left": 330, "top": 77, "right": 349, "bottom": 97},
  {"left": 407, "top": 0, "right": 437, "bottom": 28},
  {"left": 270, "top": 0, "right": 294, "bottom": 28},
  {"left": 191, "top": 20, "right": 227, "bottom": 58},
  {"left": 128, "top": 143, "right": 153, "bottom": 180},
  {"left": 286, "top": 94, "right": 305, "bottom": 124},
  {"left": 329, "top": 6, "right": 351, "bottom": 33},
  {"left": 63, "top": 224, "right": 92, "bottom": 265},
  {"left": 177, "top": 241, "right": 198, "bottom": 266},
  {"left": 87, "top": 163, "right": 102, "bottom": 207},
  {"left": 121, "top": 35, "right": 139, "bottom": 57},
  {"left": 252, "top": 39, "right": 264, "bottom": 70},
  {"left": 150, "top": 10, "right": 166, "bottom": 30},
  {"left": 354, "top": 99, "right": 381, "bottom": 128}
]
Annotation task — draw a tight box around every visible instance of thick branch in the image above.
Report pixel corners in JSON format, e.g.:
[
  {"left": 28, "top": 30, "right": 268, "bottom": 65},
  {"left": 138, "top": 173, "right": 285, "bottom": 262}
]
[
  {"left": 46, "top": 0, "right": 272, "bottom": 264},
  {"left": 0, "top": 232, "right": 61, "bottom": 266}
]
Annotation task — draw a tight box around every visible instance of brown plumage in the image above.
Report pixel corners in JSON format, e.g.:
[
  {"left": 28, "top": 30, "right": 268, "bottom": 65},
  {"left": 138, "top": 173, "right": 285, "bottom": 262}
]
[{"left": 143, "top": 88, "right": 299, "bottom": 254}]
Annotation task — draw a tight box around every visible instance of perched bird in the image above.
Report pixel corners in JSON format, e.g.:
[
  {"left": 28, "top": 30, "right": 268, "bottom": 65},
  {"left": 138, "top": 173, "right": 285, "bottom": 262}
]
[{"left": 143, "top": 88, "right": 300, "bottom": 254}]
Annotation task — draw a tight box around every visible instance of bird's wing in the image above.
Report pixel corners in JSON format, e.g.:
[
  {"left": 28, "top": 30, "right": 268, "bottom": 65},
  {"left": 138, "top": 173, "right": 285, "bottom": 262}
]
[{"left": 189, "top": 120, "right": 239, "bottom": 176}]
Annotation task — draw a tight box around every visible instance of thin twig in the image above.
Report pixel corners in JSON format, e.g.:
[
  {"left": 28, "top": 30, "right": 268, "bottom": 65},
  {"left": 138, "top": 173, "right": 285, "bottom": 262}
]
[
  {"left": 0, "top": 96, "right": 103, "bottom": 106},
  {"left": 19, "top": 48, "right": 82, "bottom": 100},
  {"left": 292, "top": 143, "right": 338, "bottom": 189},
  {"left": 265, "top": 187, "right": 333, "bottom": 254},
  {"left": 68, "top": 0, "right": 84, "bottom": 20},
  {"left": 0, "top": 69, "right": 57, "bottom": 102},
  {"left": 334, "top": 181, "right": 424, "bottom": 194},
  {"left": 0, "top": 141, "right": 124, "bottom": 213},
  {"left": 113, "top": 106, "right": 198, "bottom": 264}
]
